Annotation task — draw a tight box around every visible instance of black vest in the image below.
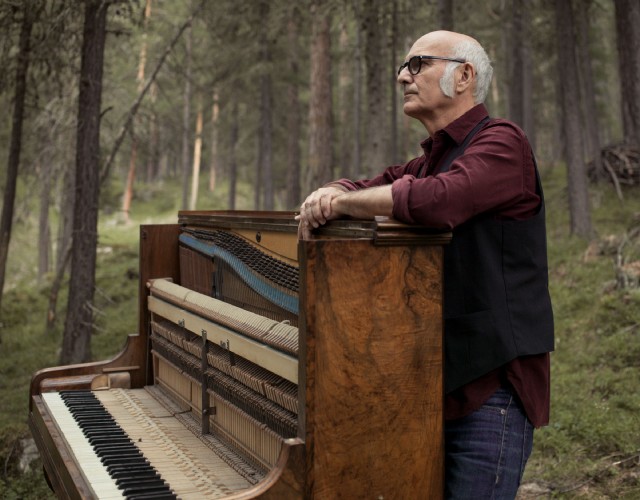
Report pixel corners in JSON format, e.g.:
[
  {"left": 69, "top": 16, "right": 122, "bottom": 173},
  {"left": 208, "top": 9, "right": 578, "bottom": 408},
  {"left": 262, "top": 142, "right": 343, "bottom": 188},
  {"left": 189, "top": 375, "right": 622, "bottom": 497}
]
[{"left": 431, "top": 118, "right": 555, "bottom": 393}]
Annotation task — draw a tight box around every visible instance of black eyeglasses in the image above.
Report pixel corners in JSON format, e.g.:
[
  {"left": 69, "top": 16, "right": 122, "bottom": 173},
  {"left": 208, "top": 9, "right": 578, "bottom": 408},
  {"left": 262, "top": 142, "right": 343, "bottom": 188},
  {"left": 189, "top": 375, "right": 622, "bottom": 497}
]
[{"left": 397, "top": 55, "right": 466, "bottom": 76}]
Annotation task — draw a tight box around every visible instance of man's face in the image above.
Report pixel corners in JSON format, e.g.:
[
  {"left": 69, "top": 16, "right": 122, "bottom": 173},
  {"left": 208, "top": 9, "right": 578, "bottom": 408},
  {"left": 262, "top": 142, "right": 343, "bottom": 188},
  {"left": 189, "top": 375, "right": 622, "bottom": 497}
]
[{"left": 397, "top": 36, "right": 455, "bottom": 120}]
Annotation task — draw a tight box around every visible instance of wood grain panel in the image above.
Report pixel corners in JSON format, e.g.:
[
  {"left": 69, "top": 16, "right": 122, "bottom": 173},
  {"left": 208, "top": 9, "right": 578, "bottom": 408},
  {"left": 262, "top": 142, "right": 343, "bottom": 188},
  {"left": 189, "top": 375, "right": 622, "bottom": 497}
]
[{"left": 302, "top": 239, "right": 444, "bottom": 499}]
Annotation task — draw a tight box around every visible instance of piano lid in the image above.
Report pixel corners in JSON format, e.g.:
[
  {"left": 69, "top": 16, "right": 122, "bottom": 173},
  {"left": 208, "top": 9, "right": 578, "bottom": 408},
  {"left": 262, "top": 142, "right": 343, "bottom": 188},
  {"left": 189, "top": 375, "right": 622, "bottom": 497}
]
[{"left": 178, "top": 211, "right": 451, "bottom": 246}]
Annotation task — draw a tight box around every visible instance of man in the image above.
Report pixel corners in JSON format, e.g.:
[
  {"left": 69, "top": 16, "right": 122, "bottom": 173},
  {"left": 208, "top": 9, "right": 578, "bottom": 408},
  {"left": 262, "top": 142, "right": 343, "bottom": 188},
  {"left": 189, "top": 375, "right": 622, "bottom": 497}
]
[{"left": 296, "top": 30, "right": 554, "bottom": 499}]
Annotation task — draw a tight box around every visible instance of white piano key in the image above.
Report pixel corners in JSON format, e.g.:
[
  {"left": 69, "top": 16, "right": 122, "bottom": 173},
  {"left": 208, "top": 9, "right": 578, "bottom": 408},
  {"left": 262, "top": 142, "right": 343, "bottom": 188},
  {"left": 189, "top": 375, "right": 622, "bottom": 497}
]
[{"left": 41, "top": 392, "right": 124, "bottom": 500}]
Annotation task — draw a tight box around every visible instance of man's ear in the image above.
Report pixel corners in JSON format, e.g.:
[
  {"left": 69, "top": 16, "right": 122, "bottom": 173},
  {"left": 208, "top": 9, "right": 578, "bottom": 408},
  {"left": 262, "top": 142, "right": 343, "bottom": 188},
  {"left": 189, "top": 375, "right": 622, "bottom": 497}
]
[{"left": 455, "top": 63, "right": 475, "bottom": 94}]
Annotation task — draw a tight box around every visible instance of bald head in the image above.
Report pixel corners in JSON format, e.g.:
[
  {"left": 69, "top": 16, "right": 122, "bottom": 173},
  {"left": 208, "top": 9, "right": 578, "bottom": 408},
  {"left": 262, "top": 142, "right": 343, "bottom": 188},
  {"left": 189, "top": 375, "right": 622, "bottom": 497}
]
[
  {"left": 411, "top": 31, "right": 493, "bottom": 104},
  {"left": 413, "top": 31, "right": 479, "bottom": 52}
]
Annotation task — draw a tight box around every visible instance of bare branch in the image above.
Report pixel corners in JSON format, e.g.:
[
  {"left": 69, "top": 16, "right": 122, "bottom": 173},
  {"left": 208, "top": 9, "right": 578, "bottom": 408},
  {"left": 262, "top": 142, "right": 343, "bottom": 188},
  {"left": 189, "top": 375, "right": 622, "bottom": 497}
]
[{"left": 100, "top": 0, "right": 205, "bottom": 184}]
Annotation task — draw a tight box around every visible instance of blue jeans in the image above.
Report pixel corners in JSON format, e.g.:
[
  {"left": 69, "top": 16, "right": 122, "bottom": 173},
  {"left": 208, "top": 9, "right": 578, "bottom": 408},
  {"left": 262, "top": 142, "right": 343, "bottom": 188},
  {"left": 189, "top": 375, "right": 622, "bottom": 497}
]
[{"left": 445, "top": 387, "right": 534, "bottom": 499}]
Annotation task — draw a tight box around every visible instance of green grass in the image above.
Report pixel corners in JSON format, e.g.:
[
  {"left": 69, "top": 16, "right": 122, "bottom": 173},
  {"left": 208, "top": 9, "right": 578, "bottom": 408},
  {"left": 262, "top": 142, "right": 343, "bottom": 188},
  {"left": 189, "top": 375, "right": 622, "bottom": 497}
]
[
  {"left": 521, "top": 166, "right": 640, "bottom": 498},
  {"left": 2, "top": 169, "right": 640, "bottom": 497}
]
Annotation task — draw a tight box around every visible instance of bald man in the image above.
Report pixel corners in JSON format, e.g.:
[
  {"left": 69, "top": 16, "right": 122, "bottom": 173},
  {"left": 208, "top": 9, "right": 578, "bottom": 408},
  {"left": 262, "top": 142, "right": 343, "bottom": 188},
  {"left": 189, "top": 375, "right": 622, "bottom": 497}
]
[{"left": 297, "top": 31, "right": 554, "bottom": 499}]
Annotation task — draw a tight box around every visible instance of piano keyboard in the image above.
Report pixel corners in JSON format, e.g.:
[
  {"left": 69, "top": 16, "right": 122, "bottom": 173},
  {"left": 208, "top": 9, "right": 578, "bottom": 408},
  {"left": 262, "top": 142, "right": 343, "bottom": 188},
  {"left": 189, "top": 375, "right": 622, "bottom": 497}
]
[
  {"left": 42, "top": 388, "right": 253, "bottom": 499},
  {"left": 42, "top": 391, "right": 177, "bottom": 499}
]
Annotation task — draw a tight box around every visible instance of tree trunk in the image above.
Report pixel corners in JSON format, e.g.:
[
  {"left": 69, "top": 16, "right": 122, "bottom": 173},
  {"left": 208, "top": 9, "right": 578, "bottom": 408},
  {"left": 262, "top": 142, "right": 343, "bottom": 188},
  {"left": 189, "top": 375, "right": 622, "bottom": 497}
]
[
  {"left": 57, "top": 154, "right": 75, "bottom": 273},
  {"left": 61, "top": 0, "right": 109, "bottom": 364},
  {"left": 508, "top": 0, "right": 535, "bottom": 146},
  {"left": 228, "top": 101, "right": 239, "bottom": 210},
  {"left": 351, "top": 4, "right": 362, "bottom": 178},
  {"left": 286, "top": 5, "right": 302, "bottom": 208},
  {"left": 208, "top": 90, "right": 219, "bottom": 192},
  {"left": 146, "top": 83, "right": 159, "bottom": 183},
  {"left": 437, "top": 0, "right": 454, "bottom": 30},
  {"left": 121, "top": 0, "right": 151, "bottom": 223},
  {"left": 576, "top": 1, "right": 602, "bottom": 178},
  {"left": 508, "top": 0, "right": 521, "bottom": 124},
  {"left": 38, "top": 160, "right": 51, "bottom": 284},
  {"left": 46, "top": 242, "right": 71, "bottom": 335},
  {"left": 181, "top": 19, "right": 192, "bottom": 210},
  {"left": 389, "top": 0, "right": 398, "bottom": 162},
  {"left": 189, "top": 101, "right": 203, "bottom": 210},
  {"left": 0, "top": 1, "right": 35, "bottom": 315},
  {"left": 254, "top": 0, "right": 273, "bottom": 210},
  {"left": 555, "top": 0, "right": 592, "bottom": 238},
  {"left": 614, "top": 0, "right": 640, "bottom": 147},
  {"left": 307, "top": 0, "right": 333, "bottom": 192},
  {"left": 122, "top": 137, "right": 137, "bottom": 221},
  {"left": 259, "top": 70, "right": 273, "bottom": 210},
  {"left": 361, "top": 0, "right": 386, "bottom": 175},
  {"left": 337, "top": 20, "right": 351, "bottom": 180}
]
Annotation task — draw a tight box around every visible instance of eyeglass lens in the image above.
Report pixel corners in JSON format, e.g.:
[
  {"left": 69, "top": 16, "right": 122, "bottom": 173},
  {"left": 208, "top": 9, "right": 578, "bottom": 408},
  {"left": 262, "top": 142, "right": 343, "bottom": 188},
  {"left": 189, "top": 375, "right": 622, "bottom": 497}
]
[{"left": 408, "top": 56, "right": 422, "bottom": 75}]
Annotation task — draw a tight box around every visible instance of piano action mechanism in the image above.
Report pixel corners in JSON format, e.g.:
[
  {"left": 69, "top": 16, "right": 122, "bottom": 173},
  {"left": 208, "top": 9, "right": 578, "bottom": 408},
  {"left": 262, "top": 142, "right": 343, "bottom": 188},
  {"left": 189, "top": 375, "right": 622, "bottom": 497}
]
[{"left": 29, "top": 211, "right": 450, "bottom": 499}]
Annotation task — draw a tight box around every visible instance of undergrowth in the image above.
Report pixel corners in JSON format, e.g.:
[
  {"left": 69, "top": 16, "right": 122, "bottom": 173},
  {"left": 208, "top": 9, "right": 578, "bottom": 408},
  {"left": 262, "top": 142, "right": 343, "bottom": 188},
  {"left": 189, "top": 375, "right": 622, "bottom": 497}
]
[{"left": 520, "top": 166, "right": 640, "bottom": 498}]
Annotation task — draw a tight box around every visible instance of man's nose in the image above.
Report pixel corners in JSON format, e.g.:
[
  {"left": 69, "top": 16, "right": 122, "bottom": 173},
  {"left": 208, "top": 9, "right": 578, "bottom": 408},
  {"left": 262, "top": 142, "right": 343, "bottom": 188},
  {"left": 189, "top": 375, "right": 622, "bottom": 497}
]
[{"left": 397, "top": 68, "right": 412, "bottom": 84}]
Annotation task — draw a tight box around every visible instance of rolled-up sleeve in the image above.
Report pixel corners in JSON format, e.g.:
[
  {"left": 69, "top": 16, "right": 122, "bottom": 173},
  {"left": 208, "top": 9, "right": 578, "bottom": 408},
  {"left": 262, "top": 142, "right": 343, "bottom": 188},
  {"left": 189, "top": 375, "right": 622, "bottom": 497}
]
[{"left": 332, "top": 157, "right": 425, "bottom": 192}]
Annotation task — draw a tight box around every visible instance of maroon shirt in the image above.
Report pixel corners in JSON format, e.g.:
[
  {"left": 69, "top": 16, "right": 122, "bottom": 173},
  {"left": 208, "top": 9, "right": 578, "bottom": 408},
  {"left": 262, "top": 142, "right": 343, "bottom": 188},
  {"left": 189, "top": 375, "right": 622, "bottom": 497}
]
[{"left": 335, "top": 104, "right": 550, "bottom": 427}]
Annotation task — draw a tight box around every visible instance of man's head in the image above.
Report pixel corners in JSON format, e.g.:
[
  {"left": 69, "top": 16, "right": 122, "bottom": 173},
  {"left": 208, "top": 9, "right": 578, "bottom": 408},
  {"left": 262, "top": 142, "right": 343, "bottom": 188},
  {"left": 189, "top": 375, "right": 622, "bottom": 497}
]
[{"left": 398, "top": 31, "right": 493, "bottom": 132}]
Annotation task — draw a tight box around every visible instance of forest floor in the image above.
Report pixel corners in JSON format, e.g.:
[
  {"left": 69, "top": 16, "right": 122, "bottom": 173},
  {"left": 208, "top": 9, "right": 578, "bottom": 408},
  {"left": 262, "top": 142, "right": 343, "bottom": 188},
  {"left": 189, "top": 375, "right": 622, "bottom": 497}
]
[{"left": 1, "top": 168, "right": 640, "bottom": 498}]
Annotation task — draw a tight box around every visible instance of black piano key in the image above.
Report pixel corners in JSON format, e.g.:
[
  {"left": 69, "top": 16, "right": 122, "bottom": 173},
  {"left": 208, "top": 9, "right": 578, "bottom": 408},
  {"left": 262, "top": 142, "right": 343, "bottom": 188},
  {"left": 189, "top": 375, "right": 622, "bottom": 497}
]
[
  {"left": 108, "top": 465, "right": 158, "bottom": 477},
  {"left": 96, "top": 446, "right": 139, "bottom": 456},
  {"left": 118, "top": 479, "right": 169, "bottom": 495},
  {"left": 99, "top": 450, "right": 144, "bottom": 462},
  {"left": 121, "top": 484, "right": 175, "bottom": 497},
  {"left": 86, "top": 432, "right": 128, "bottom": 443},
  {"left": 102, "top": 456, "right": 150, "bottom": 467},
  {"left": 59, "top": 390, "right": 177, "bottom": 498},
  {"left": 128, "top": 494, "right": 178, "bottom": 500},
  {"left": 107, "top": 463, "right": 153, "bottom": 473},
  {"left": 118, "top": 477, "right": 168, "bottom": 488},
  {"left": 90, "top": 437, "right": 133, "bottom": 446},
  {"left": 114, "top": 471, "right": 160, "bottom": 483}
]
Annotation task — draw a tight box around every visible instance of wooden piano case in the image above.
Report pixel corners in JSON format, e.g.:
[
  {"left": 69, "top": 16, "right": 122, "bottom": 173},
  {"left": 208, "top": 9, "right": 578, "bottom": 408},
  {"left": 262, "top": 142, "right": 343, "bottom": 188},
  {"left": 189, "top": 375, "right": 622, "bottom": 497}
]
[{"left": 28, "top": 211, "right": 449, "bottom": 499}]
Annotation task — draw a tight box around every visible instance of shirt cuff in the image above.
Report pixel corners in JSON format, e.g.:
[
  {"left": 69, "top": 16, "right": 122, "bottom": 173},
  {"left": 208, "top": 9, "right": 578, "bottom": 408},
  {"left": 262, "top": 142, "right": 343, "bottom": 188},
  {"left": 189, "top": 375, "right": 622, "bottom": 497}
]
[{"left": 391, "top": 176, "right": 416, "bottom": 224}]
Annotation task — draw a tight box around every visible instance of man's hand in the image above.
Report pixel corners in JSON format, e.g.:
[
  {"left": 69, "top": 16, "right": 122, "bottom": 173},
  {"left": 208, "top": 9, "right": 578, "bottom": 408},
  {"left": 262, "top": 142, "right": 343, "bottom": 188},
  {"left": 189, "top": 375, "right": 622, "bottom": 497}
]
[{"left": 295, "top": 186, "right": 346, "bottom": 240}]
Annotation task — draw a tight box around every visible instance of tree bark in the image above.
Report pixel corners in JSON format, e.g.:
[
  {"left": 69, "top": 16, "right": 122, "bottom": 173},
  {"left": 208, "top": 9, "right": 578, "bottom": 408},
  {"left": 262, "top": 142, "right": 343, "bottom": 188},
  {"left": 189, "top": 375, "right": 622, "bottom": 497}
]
[
  {"left": 361, "top": 0, "right": 386, "bottom": 175},
  {"left": 228, "top": 101, "right": 239, "bottom": 210},
  {"left": 208, "top": 90, "right": 219, "bottom": 192},
  {"left": 38, "top": 159, "right": 52, "bottom": 284},
  {"left": 181, "top": 17, "right": 192, "bottom": 210},
  {"left": 576, "top": 1, "right": 602, "bottom": 178},
  {"left": 351, "top": 3, "right": 362, "bottom": 178},
  {"left": 254, "top": 0, "right": 273, "bottom": 210},
  {"left": 121, "top": 0, "right": 151, "bottom": 223},
  {"left": 389, "top": 0, "right": 398, "bottom": 162},
  {"left": 286, "top": 5, "right": 302, "bottom": 208},
  {"left": 614, "top": 0, "right": 640, "bottom": 147},
  {"left": 122, "top": 136, "right": 138, "bottom": 222},
  {"left": 189, "top": 101, "right": 203, "bottom": 210},
  {"left": 0, "top": 1, "right": 35, "bottom": 315},
  {"left": 307, "top": 0, "right": 333, "bottom": 193},
  {"left": 437, "top": 0, "right": 454, "bottom": 30},
  {"left": 258, "top": 66, "right": 273, "bottom": 210},
  {"left": 508, "top": 0, "right": 535, "bottom": 147},
  {"left": 555, "top": 0, "right": 592, "bottom": 238},
  {"left": 46, "top": 242, "right": 71, "bottom": 334},
  {"left": 61, "top": 0, "right": 109, "bottom": 364}
]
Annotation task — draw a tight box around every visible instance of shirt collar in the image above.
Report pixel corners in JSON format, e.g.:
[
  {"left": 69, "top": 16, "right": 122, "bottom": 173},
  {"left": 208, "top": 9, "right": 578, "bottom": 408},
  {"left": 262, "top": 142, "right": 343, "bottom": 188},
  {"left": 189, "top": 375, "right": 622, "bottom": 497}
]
[{"left": 420, "top": 103, "right": 489, "bottom": 154}]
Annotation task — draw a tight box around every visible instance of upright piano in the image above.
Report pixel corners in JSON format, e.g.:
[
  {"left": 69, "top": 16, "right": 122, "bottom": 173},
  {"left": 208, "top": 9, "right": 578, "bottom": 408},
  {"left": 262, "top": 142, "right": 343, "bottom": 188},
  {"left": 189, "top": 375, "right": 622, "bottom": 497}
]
[{"left": 29, "top": 211, "right": 449, "bottom": 499}]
